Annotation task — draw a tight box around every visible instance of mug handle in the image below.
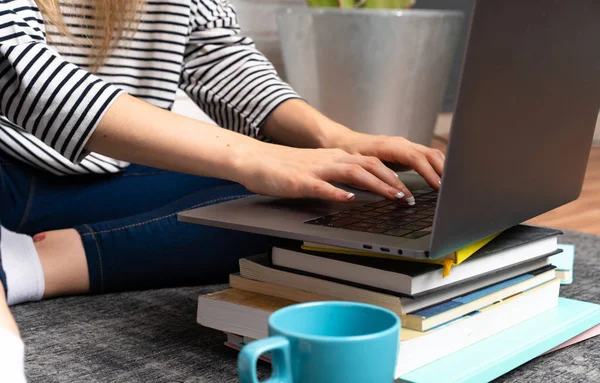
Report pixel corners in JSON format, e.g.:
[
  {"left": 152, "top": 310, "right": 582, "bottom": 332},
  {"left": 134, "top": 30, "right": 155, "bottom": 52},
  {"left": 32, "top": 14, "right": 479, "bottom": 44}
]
[{"left": 238, "top": 336, "right": 293, "bottom": 383}]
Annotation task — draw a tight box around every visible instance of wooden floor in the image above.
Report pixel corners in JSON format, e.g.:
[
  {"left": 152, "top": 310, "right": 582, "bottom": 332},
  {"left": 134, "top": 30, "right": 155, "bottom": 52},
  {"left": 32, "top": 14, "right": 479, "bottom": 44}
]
[{"left": 432, "top": 115, "right": 600, "bottom": 236}]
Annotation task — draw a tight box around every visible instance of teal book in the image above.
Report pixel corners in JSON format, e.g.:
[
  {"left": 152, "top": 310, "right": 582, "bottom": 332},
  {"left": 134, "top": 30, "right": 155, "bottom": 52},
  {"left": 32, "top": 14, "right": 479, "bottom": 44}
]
[
  {"left": 397, "top": 298, "right": 600, "bottom": 383},
  {"left": 550, "top": 245, "right": 575, "bottom": 284}
]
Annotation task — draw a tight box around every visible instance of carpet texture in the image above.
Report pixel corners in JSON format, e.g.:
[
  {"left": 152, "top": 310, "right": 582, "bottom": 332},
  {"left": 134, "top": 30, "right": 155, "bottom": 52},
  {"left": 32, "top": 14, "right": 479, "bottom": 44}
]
[{"left": 11, "top": 230, "right": 600, "bottom": 382}]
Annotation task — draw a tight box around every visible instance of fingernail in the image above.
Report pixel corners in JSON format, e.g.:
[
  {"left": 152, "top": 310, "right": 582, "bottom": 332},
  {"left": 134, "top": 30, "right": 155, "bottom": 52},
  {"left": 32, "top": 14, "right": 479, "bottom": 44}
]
[
  {"left": 394, "top": 173, "right": 399, "bottom": 178},
  {"left": 438, "top": 179, "right": 442, "bottom": 186},
  {"left": 405, "top": 196, "right": 416, "bottom": 206},
  {"left": 395, "top": 192, "right": 405, "bottom": 199},
  {"left": 346, "top": 193, "right": 355, "bottom": 200}
]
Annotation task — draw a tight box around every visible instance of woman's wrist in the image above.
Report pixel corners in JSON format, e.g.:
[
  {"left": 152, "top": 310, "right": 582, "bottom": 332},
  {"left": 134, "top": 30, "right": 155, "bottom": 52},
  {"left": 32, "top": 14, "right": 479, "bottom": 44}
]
[
  {"left": 261, "top": 99, "right": 356, "bottom": 150},
  {"left": 318, "top": 123, "right": 364, "bottom": 152},
  {"left": 223, "top": 139, "right": 273, "bottom": 186}
]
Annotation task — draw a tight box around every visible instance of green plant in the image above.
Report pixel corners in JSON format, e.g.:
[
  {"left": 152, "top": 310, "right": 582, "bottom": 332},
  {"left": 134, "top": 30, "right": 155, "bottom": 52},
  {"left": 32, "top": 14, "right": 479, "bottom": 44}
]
[{"left": 306, "top": 0, "right": 415, "bottom": 9}]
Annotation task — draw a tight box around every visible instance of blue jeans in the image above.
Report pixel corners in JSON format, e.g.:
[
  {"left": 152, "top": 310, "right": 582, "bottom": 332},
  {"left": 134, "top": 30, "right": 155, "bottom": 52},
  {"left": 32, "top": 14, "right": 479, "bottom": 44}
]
[{"left": 0, "top": 151, "right": 271, "bottom": 294}]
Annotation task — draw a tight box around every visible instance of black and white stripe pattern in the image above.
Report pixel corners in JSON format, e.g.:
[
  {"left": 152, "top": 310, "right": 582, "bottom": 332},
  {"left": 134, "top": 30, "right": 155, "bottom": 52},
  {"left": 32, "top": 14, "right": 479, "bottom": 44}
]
[{"left": 0, "top": 0, "right": 299, "bottom": 175}]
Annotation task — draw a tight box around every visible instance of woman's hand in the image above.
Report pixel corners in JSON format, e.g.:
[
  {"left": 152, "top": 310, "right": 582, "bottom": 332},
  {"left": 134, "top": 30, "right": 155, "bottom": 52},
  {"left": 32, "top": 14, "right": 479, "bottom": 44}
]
[
  {"left": 260, "top": 100, "right": 445, "bottom": 201},
  {"left": 236, "top": 143, "right": 410, "bottom": 203},
  {"left": 334, "top": 130, "right": 445, "bottom": 190}
]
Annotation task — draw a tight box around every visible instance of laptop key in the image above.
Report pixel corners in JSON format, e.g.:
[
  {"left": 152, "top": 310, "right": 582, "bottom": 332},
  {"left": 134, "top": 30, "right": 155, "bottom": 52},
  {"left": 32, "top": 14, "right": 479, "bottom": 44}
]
[
  {"left": 403, "top": 230, "right": 431, "bottom": 239},
  {"left": 421, "top": 217, "right": 434, "bottom": 223},
  {"left": 401, "top": 224, "right": 426, "bottom": 231},
  {"left": 375, "top": 223, "right": 398, "bottom": 230},
  {"left": 353, "top": 222, "right": 377, "bottom": 228},
  {"left": 366, "top": 200, "right": 395, "bottom": 208},
  {"left": 410, "top": 222, "right": 431, "bottom": 229},
  {"left": 330, "top": 215, "right": 350, "bottom": 221},
  {"left": 397, "top": 208, "right": 419, "bottom": 214},
  {"left": 351, "top": 207, "right": 373, "bottom": 213},
  {"left": 364, "top": 218, "right": 386, "bottom": 224},
  {"left": 383, "top": 228, "right": 413, "bottom": 237},
  {"left": 414, "top": 220, "right": 433, "bottom": 226},
  {"left": 389, "top": 217, "right": 418, "bottom": 225},
  {"left": 361, "top": 211, "right": 380, "bottom": 217},
  {"left": 366, "top": 226, "right": 387, "bottom": 234}
]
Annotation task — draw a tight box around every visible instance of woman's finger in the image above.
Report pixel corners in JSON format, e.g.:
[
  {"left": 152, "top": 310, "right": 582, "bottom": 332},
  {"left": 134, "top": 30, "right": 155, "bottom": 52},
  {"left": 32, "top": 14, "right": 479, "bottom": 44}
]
[
  {"left": 422, "top": 148, "right": 445, "bottom": 177},
  {"left": 322, "top": 163, "right": 404, "bottom": 200},
  {"left": 301, "top": 179, "right": 356, "bottom": 202},
  {"left": 342, "top": 155, "right": 413, "bottom": 199},
  {"left": 406, "top": 152, "right": 442, "bottom": 189}
]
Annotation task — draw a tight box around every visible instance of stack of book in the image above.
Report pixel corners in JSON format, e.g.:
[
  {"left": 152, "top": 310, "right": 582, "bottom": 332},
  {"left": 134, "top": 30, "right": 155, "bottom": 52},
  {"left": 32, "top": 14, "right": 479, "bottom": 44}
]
[{"left": 196, "top": 225, "right": 599, "bottom": 381}]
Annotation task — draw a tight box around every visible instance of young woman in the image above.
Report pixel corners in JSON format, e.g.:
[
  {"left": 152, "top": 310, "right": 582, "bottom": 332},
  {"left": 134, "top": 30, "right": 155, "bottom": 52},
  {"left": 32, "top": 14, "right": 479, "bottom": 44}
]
[{"left": 0, "top": 0, "right": 444, "bottom": 309}]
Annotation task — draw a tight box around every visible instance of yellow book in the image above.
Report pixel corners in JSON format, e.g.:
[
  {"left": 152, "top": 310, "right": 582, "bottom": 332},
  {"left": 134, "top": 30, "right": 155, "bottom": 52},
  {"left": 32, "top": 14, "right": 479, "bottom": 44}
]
[{"left": 301, "top": 232, "right": 501, "bottom": 277}]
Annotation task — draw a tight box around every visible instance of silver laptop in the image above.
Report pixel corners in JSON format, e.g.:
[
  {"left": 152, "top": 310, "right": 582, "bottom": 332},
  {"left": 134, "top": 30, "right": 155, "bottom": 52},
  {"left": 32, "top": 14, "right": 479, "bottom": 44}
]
[{"left": 179, "top": 0, "right": 600, "bottom": 260}]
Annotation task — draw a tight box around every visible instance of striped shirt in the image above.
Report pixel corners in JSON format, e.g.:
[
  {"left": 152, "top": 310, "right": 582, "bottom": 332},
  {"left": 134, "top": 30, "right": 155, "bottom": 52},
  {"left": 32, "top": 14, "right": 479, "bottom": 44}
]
[{"left": 0, "top": 0, "right": 299, "bottom": 175}]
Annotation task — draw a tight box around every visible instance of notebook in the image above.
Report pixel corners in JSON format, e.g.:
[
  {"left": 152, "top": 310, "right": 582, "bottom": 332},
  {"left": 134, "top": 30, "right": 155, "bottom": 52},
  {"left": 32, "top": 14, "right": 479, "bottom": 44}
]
[
  {"left": 271, "top": 226, "right": 560, "bottom": 297},
  {"left": 222, "top": 298, "right": 599, "bottom": 383},
  {"left": 550, "top": 244, "right": 575, "bottom": 284},
  {"left": 396, "top": 298, "right": 600, "bottom": 383},
  {"left": 231, "top": 265, "right": 556, "bottom": 332},
  {"left": 238, "top": 254, "right": 552, "bottom": 315}
]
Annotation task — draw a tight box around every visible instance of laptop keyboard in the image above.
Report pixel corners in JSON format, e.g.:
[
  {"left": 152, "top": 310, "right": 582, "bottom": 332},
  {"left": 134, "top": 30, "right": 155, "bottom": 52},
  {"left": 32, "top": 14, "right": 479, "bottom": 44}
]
[{"left": 305, "top": 188, "right": 438, "bottom": 239}]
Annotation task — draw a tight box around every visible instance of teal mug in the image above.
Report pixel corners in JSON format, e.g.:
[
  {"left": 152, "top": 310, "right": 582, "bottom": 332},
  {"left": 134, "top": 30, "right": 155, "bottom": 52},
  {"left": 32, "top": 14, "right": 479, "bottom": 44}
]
[{"left": 237, "top": 301, "right": 400, "bottom": 383}]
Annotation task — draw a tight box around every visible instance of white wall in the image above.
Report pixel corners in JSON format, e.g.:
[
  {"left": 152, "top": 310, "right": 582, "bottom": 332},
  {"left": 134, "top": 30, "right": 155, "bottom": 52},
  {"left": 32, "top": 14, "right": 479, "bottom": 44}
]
[{"left": 232, "top": 0, "right": 305, "bottom": 79}]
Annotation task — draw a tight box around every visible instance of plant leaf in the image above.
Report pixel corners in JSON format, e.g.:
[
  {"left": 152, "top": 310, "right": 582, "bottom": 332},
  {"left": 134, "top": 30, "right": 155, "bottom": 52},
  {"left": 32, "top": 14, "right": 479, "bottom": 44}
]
[
  {"left": 306, "top": 0, "right": 354, "bottom": 7},
  {"left": 358, "top": 0, "right": 415, "bottom": 8}
]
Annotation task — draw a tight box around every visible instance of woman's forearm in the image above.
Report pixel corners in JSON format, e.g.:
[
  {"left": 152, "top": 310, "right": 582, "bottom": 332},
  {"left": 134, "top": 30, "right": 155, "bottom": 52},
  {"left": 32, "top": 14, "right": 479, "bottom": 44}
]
[
  {"left": 87, "top": 94, "right": 261, "bottom": 182},
  {"left": 260, "top": 99, "right": 355, "bottom": 149}
]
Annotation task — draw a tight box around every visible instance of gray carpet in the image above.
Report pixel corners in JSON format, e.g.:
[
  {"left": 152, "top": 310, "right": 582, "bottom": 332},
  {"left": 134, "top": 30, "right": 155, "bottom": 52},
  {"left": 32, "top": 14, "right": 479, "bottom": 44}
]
[{"left": 11, "top": 230, "right": 600, "bottom": 383}]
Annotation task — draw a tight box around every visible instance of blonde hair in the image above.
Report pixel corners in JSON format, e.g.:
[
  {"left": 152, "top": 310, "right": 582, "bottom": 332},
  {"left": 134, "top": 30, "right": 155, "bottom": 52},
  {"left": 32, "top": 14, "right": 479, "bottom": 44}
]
[{"left": 37, "top": 0, "right": 146, "bottom": 72}]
